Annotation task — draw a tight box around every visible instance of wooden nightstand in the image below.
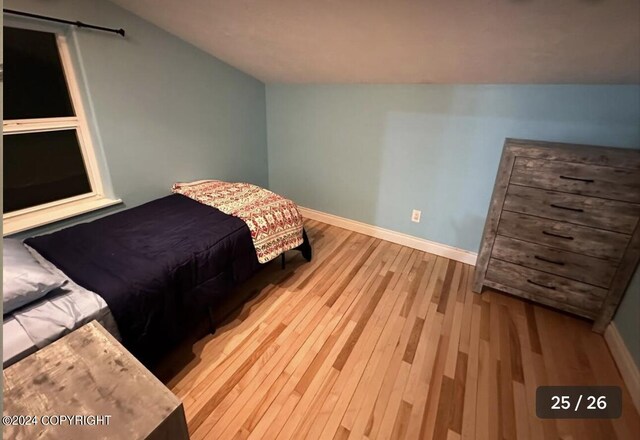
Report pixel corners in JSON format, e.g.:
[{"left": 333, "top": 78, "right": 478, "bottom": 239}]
[{"left": 3, "top": 321, "right": 190, "bottom": 439}]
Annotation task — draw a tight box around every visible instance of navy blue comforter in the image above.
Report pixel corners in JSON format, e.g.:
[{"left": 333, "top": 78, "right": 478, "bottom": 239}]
[{"left": 26, "top": 194, "right": 261, "bottom": 364}]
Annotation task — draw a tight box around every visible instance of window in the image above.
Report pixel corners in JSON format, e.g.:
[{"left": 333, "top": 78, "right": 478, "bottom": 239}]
[{"left": 3, "top": 27, "right": 120, "bottom": 235}]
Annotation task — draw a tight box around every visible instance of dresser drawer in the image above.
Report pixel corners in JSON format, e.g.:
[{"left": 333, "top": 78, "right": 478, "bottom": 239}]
[
  {"left": 504, "top": 184, "right": 640, "bottom": 234},
  {"left": 492, "top": 235, "right": 617, "bottom": 288},
  {"left": 510, "top": 157, "right": 640, "bottom": 203},
  {"left": 498, "top": 211, "right": 629, "bottom": 261},
  {"left": 486, "top": 258, "right": 607, "bottom": 317}
]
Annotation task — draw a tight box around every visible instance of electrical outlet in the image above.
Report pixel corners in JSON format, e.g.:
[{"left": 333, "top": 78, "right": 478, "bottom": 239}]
[{"left": 411, "top": 209, "right": 421, "bottom": 223}]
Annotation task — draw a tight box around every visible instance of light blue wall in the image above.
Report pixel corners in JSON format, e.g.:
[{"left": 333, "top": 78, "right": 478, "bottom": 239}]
[
  {"left": 266, "top": 84, "right": 640, "bottom": 364},
  {"left": 615, "top": 268, "right": 640, "bottom": 366},
  {"left": 267, "top": 84, "right": 640, "bottom": 251},
  {"left": 5, "top": 0, "right": 268, "bottom": 237}
]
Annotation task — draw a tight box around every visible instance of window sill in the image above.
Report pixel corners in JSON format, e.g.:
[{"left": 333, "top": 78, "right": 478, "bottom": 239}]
[{"left": 3, "top": 195, "right": 122, "bottom": 236}]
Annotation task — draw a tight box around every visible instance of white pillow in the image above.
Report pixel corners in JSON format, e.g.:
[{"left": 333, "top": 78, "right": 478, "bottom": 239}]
[{"left": 3, "top": 239, "right": 66, "bottom": 315}]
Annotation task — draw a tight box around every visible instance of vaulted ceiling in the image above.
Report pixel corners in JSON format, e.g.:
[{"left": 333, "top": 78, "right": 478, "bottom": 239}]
[{"left": 112, "top": 0, "right": 640, "bottom": 83}]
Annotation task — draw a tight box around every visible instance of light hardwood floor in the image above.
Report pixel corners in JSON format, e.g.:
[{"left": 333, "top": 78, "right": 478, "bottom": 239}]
[{"left": 157, "top": 220, "right": 639, "bottom": 439}]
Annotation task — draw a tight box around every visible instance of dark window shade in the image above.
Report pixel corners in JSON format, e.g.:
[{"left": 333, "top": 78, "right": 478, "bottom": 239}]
[
  {"left": 3, "top": 130, "right": 92, "bottom": 213},
  {"left": 4, "top": 27, "right": 75, "bottom": 120}
]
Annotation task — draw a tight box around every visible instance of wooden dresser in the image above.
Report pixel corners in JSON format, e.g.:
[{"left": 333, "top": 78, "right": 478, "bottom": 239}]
[{"left": 473, "top": 138, "right": 640, "bottom": 332}]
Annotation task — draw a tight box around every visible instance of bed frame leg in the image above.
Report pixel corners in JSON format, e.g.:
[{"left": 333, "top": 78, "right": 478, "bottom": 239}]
[
  {"left": 281, "top": 253, "right": 286, "bottom": 270},
  {"left": 299, "top": 229, "right": 312, "bottom": 262},
  {"left": 207, "top": 306, "right": 216, "bottom": 334}
]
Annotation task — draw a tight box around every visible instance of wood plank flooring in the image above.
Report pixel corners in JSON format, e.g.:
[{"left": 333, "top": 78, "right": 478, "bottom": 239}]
[{"left": 157, "top": 220, "right": 639, "bottom": 439}]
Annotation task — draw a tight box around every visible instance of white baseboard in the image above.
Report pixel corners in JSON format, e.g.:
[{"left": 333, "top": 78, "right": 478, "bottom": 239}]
[
  {"left": 604, "top": 323, "right": 640, "bottom": 412},
  {"left": 298, "top": 206, "right": 477, "bottom": 266}
]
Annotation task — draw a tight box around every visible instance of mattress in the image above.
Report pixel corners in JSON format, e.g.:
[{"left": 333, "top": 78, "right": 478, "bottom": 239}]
[{"left": 2, "top": 248, "right": 120, "bottom": 368}]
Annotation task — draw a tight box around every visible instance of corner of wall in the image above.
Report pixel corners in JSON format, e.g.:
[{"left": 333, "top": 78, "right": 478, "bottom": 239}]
[{"left": 604, "top": 323, "right": 640, "bottom": 412}]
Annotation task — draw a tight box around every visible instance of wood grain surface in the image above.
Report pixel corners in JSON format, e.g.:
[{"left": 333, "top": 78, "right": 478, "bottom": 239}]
[
  {"left": 486, "top": 258, "right": 607, "bottom": 318},
  {"left": 3, "top": 322, "right": 189, "bottom": 440},
  {"left": 491, "top": 235, "right": 617, "bottom": 288},
  {"left": 498, "top": 211, "right": 628, "bottom": 262},
  {"left": 156, "top": 220, "right": 640, "bottom": 439},
  {"left": 510, "top": 157, "right": 640, "bottom": 204},
  {"left": 504, "top": 184, "right": 640, "bottom": 234}
]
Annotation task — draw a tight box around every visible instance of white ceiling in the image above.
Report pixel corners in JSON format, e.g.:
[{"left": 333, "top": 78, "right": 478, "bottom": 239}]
[{"left": 112, "top": 0, "right": 640, "bottom": 84}]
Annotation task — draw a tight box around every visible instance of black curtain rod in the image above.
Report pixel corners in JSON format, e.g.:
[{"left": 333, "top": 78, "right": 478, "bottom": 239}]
[{"left": 3, "top": 8, "right": 125, "bottom": 37}]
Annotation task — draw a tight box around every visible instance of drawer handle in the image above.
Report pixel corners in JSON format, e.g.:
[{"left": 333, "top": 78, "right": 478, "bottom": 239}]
[
  {"left": 527, "top": 279, "right": 556, "bottom": 290},
  {"left": 550, "top": 203, "right": 584, "bottom": 213},
  {"left": 542, "top": 230, "right": 574, "bottom": 240},
  {"left": 559, "top": 175, "right": 594, "bottom": 183},
  {"left": 534, "top": 255, "right": 565, "bottom": 266}
]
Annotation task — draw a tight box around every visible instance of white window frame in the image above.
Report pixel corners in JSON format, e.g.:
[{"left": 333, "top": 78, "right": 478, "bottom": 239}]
[{"left": 3, "top": 33, "right": 120, "bottom": 235}]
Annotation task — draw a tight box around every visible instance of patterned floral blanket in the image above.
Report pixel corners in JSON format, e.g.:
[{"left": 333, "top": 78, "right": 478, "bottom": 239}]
[{"left": 172, "top": 180, "right": 304, "bottom": 263}]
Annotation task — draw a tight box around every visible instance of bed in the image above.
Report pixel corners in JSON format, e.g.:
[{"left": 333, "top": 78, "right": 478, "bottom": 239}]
[
  {"left": 10, "top": 191, "right": 310, "bottom": 366},
  {"left": 3, "top": 248, "right": 120, "bottom": 368}
]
